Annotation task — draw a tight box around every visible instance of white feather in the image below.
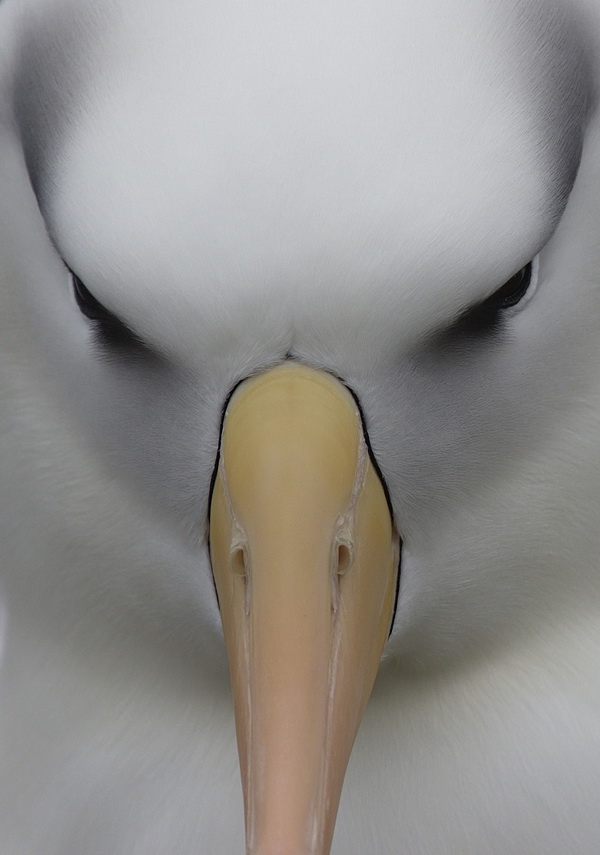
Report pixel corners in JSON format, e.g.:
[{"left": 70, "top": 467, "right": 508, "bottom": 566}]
[{"left": 2, "top": 0, "right": 600, "bottom": 852}]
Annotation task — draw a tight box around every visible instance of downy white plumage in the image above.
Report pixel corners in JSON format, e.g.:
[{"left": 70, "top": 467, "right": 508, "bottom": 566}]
[{"left": 2, "top": 0, "right": 600, "bottom": 853}]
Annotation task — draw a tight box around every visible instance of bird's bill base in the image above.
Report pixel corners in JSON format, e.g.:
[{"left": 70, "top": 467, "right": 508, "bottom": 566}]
[{"left": 210, "top": 363, "right": 399, "bottom": 855}]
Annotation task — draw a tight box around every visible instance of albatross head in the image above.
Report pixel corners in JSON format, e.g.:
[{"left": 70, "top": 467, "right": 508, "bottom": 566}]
[{"left": 4, "top": 0, "right": 600, "bottom": 852}]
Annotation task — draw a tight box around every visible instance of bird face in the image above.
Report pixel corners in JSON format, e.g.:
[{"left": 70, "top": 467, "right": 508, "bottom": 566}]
[{"left": 5, "top": 0, "right": 600, "bottom": 852}]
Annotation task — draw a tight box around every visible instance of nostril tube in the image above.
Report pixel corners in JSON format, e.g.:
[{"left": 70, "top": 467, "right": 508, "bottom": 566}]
[
  {"left": 330, "top": 538, "right": 354, "bottom": 614},
  {"left": 230, "top": 545, "right": 248, "bottom": 577},
  {"left": 336, "top": 542, "right": 353, "bottom": 577}
]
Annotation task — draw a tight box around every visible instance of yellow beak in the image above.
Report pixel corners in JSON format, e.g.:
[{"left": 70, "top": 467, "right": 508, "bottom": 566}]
[{"left": 209, "top": 363, "right": 399, "bottom": 855}]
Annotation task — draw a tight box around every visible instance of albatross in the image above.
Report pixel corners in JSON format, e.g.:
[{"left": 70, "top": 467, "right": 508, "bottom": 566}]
[{"left": 2, "top": 0, "right": 600, "bottom": 852}]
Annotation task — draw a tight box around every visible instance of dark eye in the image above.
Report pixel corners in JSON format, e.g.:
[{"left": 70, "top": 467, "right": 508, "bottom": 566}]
[
  {"left": 482, "top": 261, "right": 533, "bottom": 310},
  {"left": 72, "top": 272, "right": 120, "bottom": 323},
  {"left": 442, "top": 260, "right": 536, "bottom": 343},
  {"left": 71, "top": 271, "right": 146, "bottom": 352}
]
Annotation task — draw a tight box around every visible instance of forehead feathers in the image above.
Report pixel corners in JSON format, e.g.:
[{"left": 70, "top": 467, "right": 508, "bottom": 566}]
[{"left": 15, "top": 0, "right": 591, "bottom": 355}]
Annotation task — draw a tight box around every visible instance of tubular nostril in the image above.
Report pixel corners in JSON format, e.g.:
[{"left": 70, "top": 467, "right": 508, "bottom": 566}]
[
  {"left": 230, "top": 546, "right": 248, "bottom": 577},
  {"left": 336, "top": 542, "right": 353, "bottom": 577}
]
